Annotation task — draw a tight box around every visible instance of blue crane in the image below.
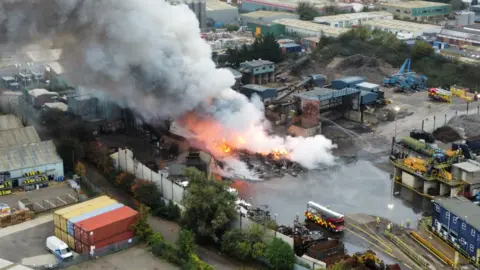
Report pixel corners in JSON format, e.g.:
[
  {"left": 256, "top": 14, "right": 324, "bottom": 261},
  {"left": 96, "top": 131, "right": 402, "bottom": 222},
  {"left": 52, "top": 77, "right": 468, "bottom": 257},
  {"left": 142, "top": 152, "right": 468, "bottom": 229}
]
[{"left": 383, "top": 58, "right": 428, "bottom": 92}]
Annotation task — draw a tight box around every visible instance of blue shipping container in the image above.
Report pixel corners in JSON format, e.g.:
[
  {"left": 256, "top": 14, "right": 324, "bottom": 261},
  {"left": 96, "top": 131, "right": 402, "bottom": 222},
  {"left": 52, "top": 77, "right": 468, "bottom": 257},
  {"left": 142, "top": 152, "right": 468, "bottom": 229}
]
[
  {"left": 360, "top": 91, "right": 377, "bottom": 105},
  {"left": 66, "top": 202, "right": 124, "bottom": 236},
  {"left": 309, "top": 74, "right": 327, "bottom": 87},
  {"left": 331, "top": 76, "right": 365, "bottom": 90}
]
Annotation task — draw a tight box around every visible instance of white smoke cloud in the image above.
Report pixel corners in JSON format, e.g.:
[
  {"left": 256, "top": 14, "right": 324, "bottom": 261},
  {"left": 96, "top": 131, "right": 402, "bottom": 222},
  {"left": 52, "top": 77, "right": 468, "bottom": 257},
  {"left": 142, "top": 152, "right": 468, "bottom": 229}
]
[{"left": 0, "top": 0, "right": 336, "bottom": 169}]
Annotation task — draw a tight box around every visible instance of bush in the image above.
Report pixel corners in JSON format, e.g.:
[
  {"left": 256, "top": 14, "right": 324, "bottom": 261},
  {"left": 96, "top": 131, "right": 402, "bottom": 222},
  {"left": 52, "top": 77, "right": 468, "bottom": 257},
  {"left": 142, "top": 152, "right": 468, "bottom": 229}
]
[
  {"left": 182, "top": 253, "right": 214, "bottom": 270},
  {"left": 221, "top": 226, "right": 266, "bottom": 262},
  {"left": 177, "top": 229, "right": 196, "bottom": 259},
  {"left": 265, "top": 238, "right": 295, "bottom": 270},
  {"left": 153, "top": 200, "right": 182, "bottom": 222}
]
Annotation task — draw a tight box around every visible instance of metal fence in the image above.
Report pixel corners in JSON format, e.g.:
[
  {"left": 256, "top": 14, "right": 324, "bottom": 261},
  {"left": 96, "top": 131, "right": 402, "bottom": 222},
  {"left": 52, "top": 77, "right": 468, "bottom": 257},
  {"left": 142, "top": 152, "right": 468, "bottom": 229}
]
[
  {"left": 36, "top": 237, "right": 139, "bottom": 269},
  {"left": 32, "top": 193, "right": 79, "bottom": 213},
  {"left": 78, "top": 177, "right": 102, "bottom": 195}
]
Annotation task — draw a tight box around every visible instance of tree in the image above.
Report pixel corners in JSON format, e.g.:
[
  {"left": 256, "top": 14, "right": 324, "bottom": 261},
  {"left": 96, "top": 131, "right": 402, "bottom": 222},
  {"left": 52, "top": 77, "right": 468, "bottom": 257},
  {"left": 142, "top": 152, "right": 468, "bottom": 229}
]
[
  {"left": 221, "top": 225, "right": 266, "bottom": 262},
  {"left": 56, "top": 139, "right": 84, "bottom": 173},
  {"left": 133, "top": 180, "right": 163, "bottom": 209},
  {"left": 131, "top": 204, "right": 153, "bottom": 241},
  {"left": 75, "top": 161, "right": 86, "bottom": 177},
  {"left": 411, "top": 41, "right": 434, "bottom": 61},
  {"left": 177, "top": 229, "right": 196, "bottom": 258},
  {"left": 226, "top": 24, "right": 240, "bottom": 32},
  {"left": 225, "top": 33, "right": 283, "bottom": 67},
  {"left": 115, "top": 172, "right": 136, "bottom": 194},
  {"left": 265, "top": 238, "right": 295, "bottom": 270},
  {"left": 181, "top": 167, "right": 237, "bottom": 243},
  {"left": 296, "top": 2, "right": 319, "bottom": 21}
]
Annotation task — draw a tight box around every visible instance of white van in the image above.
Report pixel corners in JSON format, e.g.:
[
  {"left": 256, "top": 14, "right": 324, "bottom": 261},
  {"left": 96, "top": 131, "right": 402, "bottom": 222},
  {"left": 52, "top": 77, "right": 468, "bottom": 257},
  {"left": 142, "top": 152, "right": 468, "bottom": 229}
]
[{"left": 46, "top": 236, "right": 73, "bottom": 260}]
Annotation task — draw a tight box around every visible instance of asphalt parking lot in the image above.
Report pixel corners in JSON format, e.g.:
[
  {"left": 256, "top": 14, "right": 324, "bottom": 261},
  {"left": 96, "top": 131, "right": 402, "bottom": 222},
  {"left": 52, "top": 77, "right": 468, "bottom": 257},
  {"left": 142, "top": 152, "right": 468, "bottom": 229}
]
[
  {"left": 0, "top": 218, "right": 53, "bottom": 263},
  {"left": 0, "top": 183, "right": 78, "bottom": 212}
]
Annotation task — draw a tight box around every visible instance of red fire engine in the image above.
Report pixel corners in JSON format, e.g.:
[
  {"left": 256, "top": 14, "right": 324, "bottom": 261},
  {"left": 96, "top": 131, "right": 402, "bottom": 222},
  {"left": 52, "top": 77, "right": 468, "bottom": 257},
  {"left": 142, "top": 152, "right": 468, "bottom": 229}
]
[{"left": 305, "top": 201, "right": 345, "bottom": 232}]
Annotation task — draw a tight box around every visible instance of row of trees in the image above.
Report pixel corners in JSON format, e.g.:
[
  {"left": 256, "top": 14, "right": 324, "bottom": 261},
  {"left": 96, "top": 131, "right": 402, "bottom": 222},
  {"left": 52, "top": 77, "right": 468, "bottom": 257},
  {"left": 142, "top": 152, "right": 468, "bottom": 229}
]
[
  {"left": 225, "top": 34, "right": 284, "bottom": 67},
  {"left": 314, "top": 27, "right": 480, "bottom": 89}
]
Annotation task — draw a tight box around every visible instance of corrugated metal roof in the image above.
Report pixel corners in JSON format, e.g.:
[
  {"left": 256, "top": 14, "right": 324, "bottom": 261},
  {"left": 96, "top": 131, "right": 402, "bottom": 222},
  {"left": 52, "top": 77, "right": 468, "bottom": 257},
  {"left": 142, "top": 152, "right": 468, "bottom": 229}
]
[
  {"left": 356, "top": 82, "right": 379, "bottom": 89},
  {"left": 25, "top": 49, "right": 62, "bottom": 62},
  {"left": 242, "top": 10, "right": 296, "bottom": 19},
  {"left": 336, "top": 76, "right": 364, "bottom": 83},
  {"left": 274, "top": 19, "right": 350, "bottom": 35},
  {"left": 438, "top": 28, "right": 480, "bottom": 42},
  {"left": 313, "top": 11, "right": 392, "bottom": 23},
  {"left": 0, "top": 115, "right": 22, "bottom": 131},
  {"left": 363, "top": 19, "right": 442, "bottom": 32},
  {"left": 242, "top": 84, "right": 275, "bottom": 92},
  {"left": 206, "top": 0, "right": 237, "bottom": 10},
  {"left": 0, "top": 140, "right": 62, "bottom": 172},
  {"left": 381, "top": 1, "right": 450, "bottom": 9},
  {"left": 295, "top": 87, "right": 360, "bottom": 101},
  {"left": 435, "top": 197, "right": 480, "bottom": 232},
  {"left": 0, "top": 126, "right": 41, "bottom": 148},
  {"left": 453, "top": 161, "right": 480, "bottom": 173}
]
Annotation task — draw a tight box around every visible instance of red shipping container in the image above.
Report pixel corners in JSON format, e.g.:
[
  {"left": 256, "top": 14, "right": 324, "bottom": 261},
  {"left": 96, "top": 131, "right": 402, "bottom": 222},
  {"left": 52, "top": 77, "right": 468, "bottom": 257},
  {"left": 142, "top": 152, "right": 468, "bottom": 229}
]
[
  {"left": 75, "top": 206, "right": 138, "bottom": 245},
  {"left": 73, "top": 238, "right": 82, "bottom": 253},
  {"left": 88, "top": 231, "right": 135, "bottom": 252}
]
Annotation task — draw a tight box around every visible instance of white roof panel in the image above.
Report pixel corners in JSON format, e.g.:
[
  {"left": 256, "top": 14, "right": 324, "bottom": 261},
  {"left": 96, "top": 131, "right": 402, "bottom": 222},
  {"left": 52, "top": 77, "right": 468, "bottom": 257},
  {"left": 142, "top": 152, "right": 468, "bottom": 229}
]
[{"left": 0, "top": 140, "right": 62, "bottom": 172}]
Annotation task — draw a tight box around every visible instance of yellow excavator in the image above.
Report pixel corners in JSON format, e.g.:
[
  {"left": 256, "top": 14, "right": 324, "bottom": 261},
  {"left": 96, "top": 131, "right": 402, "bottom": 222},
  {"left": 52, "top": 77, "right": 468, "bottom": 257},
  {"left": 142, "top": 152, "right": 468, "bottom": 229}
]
[{"left": 350, "top": 250, "right": 401, "bottom": 270}]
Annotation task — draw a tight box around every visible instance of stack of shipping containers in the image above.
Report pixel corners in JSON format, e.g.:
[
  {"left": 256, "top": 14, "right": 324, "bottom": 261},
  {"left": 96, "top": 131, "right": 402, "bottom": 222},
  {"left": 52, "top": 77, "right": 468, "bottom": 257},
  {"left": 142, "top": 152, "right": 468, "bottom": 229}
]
[{"left": 53, "top": 195, "right": 139, "bottom": 255}]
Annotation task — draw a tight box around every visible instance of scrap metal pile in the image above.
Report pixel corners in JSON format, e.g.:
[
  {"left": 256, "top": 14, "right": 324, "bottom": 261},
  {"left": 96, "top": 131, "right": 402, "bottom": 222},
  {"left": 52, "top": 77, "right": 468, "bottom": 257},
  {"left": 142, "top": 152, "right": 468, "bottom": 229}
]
[{"left": 236, "top": 150, "right": 307, "bottom": 180}]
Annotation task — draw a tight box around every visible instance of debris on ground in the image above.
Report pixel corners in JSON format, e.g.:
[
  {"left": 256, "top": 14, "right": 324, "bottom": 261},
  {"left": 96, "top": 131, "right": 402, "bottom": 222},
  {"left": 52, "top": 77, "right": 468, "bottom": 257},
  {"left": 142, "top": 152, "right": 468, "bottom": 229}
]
[
  {"left": 433, "top": 125, "right": 463, "bottom": 143},
  {"left": 334, "top": 54, "right": 396, "bottom": 83},
  {"left": 448, "top": 114, "right": 480, "bottom": 138}
]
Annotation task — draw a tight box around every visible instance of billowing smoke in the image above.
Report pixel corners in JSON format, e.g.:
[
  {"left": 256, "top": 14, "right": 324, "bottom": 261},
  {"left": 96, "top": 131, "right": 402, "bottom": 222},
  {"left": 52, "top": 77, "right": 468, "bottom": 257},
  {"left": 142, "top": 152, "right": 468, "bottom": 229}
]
[{"left": 0, "top": 0, "right": 336, "bottom": 168}]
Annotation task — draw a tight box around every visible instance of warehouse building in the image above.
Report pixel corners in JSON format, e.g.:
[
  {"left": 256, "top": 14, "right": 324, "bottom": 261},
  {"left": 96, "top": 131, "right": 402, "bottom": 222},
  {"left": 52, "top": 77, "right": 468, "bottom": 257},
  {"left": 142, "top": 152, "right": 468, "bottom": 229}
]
[
  {"left": 313, "top": 11, "right": 393, "bottom": 28},
  {"left": 451, "top": 160, "right": 480, "bottom": 199},
  {"left": 27, "top": 89, "right": 59, "bottom": 109},
  {"left": 438, "top": 27, "right": 480, "bottom": 47},
  {"left": 168, "top": 0, "right": 207, "bottom": 28},
  {"left": 273, "top": 19, "right": 350, "bottom": 37},
  {"left": 380, "top": 1, "right": 451, "bottom": 22},
  {"left": 0, "top": 140, "right": 64, "bottom": 186},
  {"left": 206, "top": 0, "right": 239, "bottom": 25},
  {"left": 238, "top": 59, "right": 275, "bottom": 84},
  {"left": 240, "top": 84, "right": 277, "bottom": 100},
  {"left": 362, "top": 19, "right": 442, "bottom": 38},
  {"left": 240, "top": 10, "right": 298, "bottom": 25},
  {"left": 0, "top": 126, "right": 41, "bottom": 149},
  {"left": 0, "top": 115, "right": 22, "bottom": 131},
  {"left": 247, "top": 21, "right": 286, "bottom": 37},
  {"left": 241, "top": 0, "right": 352, "bottom": 14},
  {"left": 432, "top": 197, "right": 480, "bottom": 262}
]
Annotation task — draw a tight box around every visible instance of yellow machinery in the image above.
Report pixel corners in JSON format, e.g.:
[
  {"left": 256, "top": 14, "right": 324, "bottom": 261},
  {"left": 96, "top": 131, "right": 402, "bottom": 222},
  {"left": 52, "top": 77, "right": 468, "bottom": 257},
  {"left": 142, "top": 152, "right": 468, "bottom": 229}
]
[
  {"left": 404, "top": 157, "right": 427, "bottom": 173},
  {"left": 353, "top": 250, "right": 381, "bottom": 265},
  {"left": 450, "top": 85, "right": 474, "bottom": 102}
]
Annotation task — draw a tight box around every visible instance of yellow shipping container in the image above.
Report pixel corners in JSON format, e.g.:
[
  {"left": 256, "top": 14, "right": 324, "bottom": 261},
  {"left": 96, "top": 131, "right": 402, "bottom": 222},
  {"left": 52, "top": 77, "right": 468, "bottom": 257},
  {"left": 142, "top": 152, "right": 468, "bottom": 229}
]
[
  {"left": 54, "top": 227, "right": 62, "bottom": 239},
  {"left": 53, "top": 195, "right": 111, "bottom": 228},
  {"left": 60, "top": 230, "right": 68, "bottom": 243},
  {"left": 59, "top": 198, "right": 117, "bottom": 232},
  {"left": 67, "top": 235, "right": 75, "bottom": 250}
]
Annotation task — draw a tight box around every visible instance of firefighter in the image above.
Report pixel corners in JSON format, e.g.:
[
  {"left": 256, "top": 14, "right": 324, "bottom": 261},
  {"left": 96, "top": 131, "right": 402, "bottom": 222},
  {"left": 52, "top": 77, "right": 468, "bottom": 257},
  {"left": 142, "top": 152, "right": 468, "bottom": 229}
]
[
  {"left": 400, "top": 221, "right": 404, "bottom": 230},
  {"left": 376, "top": 217, "right": 380, "bottom": 228},
  {"left": 386, "top": 222, "right": 391, "bottom": 232},
  {"left": 406, "top": 218, "right": 411, "bottom": 228}
]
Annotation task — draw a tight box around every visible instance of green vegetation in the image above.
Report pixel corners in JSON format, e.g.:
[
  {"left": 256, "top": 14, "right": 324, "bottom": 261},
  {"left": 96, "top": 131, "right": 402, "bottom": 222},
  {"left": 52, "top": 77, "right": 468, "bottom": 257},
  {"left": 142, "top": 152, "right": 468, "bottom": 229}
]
[
  {"left": 296, "top": 2, "right": 319, "bottom": 20},
  {"left": 181, "top": 167, "right": 237, "bottom": 243},
  {"left": 265, "top": 238, "right": 295, "bottom": 270},
  {"left": 226, "top": 24, "right": 240, "bottom": 32},
  {"left": 315, "top": 27, "right": 480, "bottom": 88},
  {"left": 132, "top": 204, "right": 213, "bottom": 270},
  {"left": 225, "top": 33, "right": 284, "bottom": 67},
  {"left": 221, "top": 226, "right": 267, "bottom": 262}
]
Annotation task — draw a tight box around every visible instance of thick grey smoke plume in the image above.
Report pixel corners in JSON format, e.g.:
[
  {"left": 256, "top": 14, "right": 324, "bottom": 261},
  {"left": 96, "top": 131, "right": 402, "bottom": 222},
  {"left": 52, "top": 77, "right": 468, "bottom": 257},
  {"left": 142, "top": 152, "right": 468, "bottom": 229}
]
[{"left": 0, "top": 0, "right": 336, "bottom": 168}]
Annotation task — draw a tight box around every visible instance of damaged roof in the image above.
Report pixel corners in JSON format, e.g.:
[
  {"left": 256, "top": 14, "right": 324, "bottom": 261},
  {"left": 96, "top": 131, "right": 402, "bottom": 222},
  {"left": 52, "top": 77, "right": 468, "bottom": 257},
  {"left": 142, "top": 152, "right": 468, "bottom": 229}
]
[{"left": 0, "top": 126, "right": 41, "bottom": 148}]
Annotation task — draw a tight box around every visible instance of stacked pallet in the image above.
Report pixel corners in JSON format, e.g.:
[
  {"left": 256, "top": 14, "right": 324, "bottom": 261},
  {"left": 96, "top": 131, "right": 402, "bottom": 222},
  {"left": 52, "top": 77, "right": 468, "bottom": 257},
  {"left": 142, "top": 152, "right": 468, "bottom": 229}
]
[
  {"left": 0, "top": 209, "right": 34, "bottom": 227},
  {"left": 53, "top": 195, "right": 139, "bottom": 255}
]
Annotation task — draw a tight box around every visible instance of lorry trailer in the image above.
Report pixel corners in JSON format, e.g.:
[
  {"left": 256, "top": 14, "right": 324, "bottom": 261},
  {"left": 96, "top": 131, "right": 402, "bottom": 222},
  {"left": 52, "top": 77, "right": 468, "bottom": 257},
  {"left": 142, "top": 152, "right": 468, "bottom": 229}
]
[{"left": 428, "top": 88, "right": 452, "bottom": 103}]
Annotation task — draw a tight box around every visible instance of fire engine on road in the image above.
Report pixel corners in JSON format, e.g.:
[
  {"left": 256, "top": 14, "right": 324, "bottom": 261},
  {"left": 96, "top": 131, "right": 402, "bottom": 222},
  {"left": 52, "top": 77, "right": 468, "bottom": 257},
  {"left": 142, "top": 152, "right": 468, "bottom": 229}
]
[{"left": 305, "top": 201, "right": 345, "bottom": 233}]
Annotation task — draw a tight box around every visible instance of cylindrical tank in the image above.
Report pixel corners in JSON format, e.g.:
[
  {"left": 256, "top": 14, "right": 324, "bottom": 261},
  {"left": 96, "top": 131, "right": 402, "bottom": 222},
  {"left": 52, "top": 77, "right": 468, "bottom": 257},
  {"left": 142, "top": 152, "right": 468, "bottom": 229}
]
[{"left": 401, "top": 137, "right": 434, "bottom": 156}]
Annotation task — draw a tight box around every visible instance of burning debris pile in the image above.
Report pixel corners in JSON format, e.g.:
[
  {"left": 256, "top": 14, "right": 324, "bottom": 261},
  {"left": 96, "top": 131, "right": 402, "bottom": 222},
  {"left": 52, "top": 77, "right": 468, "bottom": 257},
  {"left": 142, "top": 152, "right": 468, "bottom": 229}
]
[{"left": 237, "top": 150, "right": 306, "bottom": 180}]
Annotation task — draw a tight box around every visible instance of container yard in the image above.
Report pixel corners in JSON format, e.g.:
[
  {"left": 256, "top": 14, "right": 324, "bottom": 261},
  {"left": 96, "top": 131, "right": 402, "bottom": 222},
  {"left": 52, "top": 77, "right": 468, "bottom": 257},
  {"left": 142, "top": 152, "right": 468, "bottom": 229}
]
[{"left": 52, "top": 196, "right": 138, "bottom": 256}]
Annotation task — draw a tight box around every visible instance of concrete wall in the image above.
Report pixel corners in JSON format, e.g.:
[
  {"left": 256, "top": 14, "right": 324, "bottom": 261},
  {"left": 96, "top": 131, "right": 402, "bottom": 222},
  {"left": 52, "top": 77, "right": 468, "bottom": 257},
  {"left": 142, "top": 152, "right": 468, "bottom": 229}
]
[
  {"left": 363, "top": 111, "right": 378, "bottom": 125},
  {"left": 296, "top": 255, "right": 326, "bottom": 269},
  {"left": 231, "top": 215, "right": 294, "bottom": 247},
  {"left": 344, "top": 110, "right": 362, "bottom": 122},
  {"left": 284, "top": 26, "right": 321, "bottom": 38},
  {"left": 402, "top": 171, "right": 422, "bottom": 189}
]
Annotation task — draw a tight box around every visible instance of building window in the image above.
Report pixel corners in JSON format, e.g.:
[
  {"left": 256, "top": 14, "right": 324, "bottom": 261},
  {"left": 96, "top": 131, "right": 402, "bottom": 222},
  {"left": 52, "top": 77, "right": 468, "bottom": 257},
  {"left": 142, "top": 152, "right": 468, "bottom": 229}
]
[
  {"left": 462, "top": 222, "right": 467, "bottom": 230},
  {"left": 472, "top": 229, "right": 476, "bottom": 237},
  {"left": 434, "top": 219, "right": 439, "bottom": 226},
  {"left": 446, "top": 212, "right": 450, "bottom": 219},
  {"left": 460, "top": 238, "right": 466, "bottom": 245},
  {"left": 262, "top": 67, "right": 266, "bottom": 70},
  {"left": 435, "top": 205, "right": 440, "bottom": 212},
  {"left": 269, "top": 65, "right": 273, "bottom": 68},
  {"left": 396, "top": 9, "right": 400, "bottom": 12},
  {"left": 470, "top": 244, "right": 474, "bottom": 252},
  {"left": 453, "top": 217, "right": 458, "bottom": 224}
]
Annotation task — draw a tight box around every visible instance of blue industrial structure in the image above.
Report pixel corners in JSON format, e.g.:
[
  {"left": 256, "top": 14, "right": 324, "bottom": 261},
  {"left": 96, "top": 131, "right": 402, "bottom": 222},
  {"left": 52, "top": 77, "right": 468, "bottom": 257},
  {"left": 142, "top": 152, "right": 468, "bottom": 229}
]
[
  {"left": 359, "top": 91, "right": 378, "bottom": 105},
  {"left": 295, "top": 87, "right": 360, "bottom": 112},
  {"left": 280, "top": 43, "right": 302, "bottom": 54},
  {"left": 240, "top": 84, "right": 277, "bottom": 100},
  {"left": 383, "top": 58, "right": 428, "bottom": 92},
  {"left": 432, "top": 197, "right": 480, "bottom": 262},
  {"left": 331, "top": 76, "right": 365, "bottom": 90}
]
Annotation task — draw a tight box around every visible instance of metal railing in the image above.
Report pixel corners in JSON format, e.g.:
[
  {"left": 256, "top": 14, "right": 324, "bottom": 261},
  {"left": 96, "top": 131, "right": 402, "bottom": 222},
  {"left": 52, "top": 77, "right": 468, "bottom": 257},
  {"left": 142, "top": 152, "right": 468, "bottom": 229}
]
[
  {"left": 32, "top": 193, "right": 79, "bottom": 213},
  {"left": 384, "top": 230, "right": 432, "bottom": 270}
]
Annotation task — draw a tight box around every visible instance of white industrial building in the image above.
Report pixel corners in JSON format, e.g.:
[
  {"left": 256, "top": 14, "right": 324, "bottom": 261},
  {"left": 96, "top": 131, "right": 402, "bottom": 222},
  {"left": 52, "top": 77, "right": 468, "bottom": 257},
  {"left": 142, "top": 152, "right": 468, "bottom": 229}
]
[
  {"left": 313, "top": 11, "right": 393, "bottom": 28},
  {"left": 0, "top": 140, "right": 64, "bottom": 185},
  {"left": 240, "top": 10, "right": 299, "bottom": 25},
  {"left": 206, "top": 0, "right": 239, "bottom": 25},
  {"left": 273, "top": 19, "right": 350, "bottom": 37},
  {"left": 362, "top": 19, "right": 442, "bottom": 38},
  {"left": 0, "top": 126, "right": 41, "bottom": 148}
]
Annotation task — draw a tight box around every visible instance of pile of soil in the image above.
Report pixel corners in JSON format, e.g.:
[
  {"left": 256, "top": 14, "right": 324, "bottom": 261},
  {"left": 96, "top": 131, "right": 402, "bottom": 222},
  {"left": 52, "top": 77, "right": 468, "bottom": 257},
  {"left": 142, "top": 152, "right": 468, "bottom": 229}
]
[
  {"left": 448, "top": 114, "right": 480, "bottom": 138},
  {"left": 334, "top": 54, "right": 396, "bottom": 83},
  {"left": 433, "top": 126, "right": 462, "bottom": 143}
]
